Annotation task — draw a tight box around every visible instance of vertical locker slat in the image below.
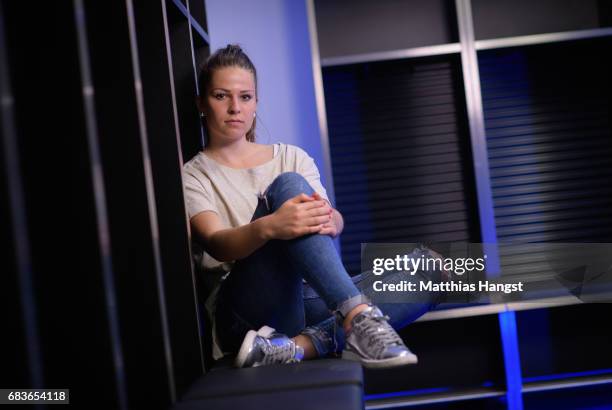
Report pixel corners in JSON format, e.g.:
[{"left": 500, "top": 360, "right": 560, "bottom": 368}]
[
  {"left": 133, "top": 0, "right": 205, "bottom": 397},
  {"left": 73, "top": 0, "right": 128, "bottom": 407},
  {"left": 82, "top": 1, "right": 173, "bottom": 406},
  {"left": 0, "top": 0, "right": 42, "bottom": 392},
  {"left": 1, "top": 1, "right": 122, "bottom": 407}
]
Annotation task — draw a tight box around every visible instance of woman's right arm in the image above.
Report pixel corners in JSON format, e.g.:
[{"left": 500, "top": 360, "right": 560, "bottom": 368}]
[{"left": 190, "top": 193, "right": 332, "bottom": 262}]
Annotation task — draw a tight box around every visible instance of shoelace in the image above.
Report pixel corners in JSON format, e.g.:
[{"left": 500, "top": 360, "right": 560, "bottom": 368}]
[
  {"left": 356, "top": 314, "right": 405, "bottom": 359},
  {"left": 258, "top": 336, "right": 296, "bottom": 365}
]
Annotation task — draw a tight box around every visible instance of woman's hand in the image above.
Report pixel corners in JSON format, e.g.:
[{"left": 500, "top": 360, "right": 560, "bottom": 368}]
[
  {"left": 263, "top": 193, "right": 332, "bottom": 240},
  {"left": 312, "top": 193, "right": 343, "bottom": 238}
]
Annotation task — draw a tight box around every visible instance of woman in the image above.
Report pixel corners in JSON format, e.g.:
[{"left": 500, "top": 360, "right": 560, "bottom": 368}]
[{"left": 183, "top": 45, "right": 444, "bottom": 369}]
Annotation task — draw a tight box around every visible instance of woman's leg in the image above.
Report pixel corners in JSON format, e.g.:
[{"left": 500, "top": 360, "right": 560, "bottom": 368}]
[
  {"left": 218, "top": 172, "right": 419, "bottom": 368},
  {"left": 303, "top": 246, "right": 445, "bottom": 355},
  {"left": 216, "top": 172, "right": 365, "bottom": 353}
]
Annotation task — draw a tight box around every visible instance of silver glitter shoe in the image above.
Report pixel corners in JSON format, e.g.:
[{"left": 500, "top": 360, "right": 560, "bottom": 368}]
[
  {"left": 342, "top": 306, "right": 418, "bottom": 368},
  {"left": 234, "top": 326, "right": 305, "bottom": 368}
]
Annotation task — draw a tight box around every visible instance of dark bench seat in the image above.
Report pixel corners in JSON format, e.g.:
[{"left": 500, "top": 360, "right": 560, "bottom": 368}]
[{"left": 173, "top": 358, "right": 364, "bottom": 410}]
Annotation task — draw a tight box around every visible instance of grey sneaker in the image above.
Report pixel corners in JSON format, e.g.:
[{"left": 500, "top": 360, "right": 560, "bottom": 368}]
[
  {"left": 234, "top": 326, "right": 304, "bottom": 368},
  {"left": 342, "top": 306, "right": 418, "bottom": 368}
]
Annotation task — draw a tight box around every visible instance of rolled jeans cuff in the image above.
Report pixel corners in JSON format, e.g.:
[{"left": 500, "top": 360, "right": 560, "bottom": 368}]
[
  {"left": 334, "top": 293, "right": 371, "bottom": 324},
  {"left": 300, "top": 325, "right": 335, "bottom": 357}
]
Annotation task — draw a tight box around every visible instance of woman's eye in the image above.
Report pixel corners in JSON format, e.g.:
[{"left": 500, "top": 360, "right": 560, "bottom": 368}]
[
  {"left": 241, "top": 94, "right": 252, "bottom": 101},
  {"left": 214, "top": 93, "right": 226, "bottom": 100}
]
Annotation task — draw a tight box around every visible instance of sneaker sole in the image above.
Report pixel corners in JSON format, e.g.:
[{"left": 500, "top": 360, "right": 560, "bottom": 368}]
[
  {"left": 234, "top": 326, "right": 276, "bottom": 368},
  {"left": 342, "top": 349, "right": 418, "bottom": 369}
]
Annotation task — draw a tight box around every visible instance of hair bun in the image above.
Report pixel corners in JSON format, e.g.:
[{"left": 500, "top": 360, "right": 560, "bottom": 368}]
[{"left": 225, "top": 44, "right": 243, "bottom": 56}]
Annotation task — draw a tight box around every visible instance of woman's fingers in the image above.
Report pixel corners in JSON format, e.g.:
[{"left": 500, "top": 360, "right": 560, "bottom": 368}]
[
  {"left": 271, "top": 194, "right": 333, "bottom": 239},
  {"left": 298, "top": 224, "right": 323, "bottom": 236},
  {"left": 303, "top": 207, "right": 331, "bottom": 219},
  {"left": 301, "top": 200, "right": 332, "bottom": 215},
  {"left": 294, "top": 193, "right": 315, "bottom": 203},
  {"left": 310, "top": 224, "right": 323, "bottom": 233},
  {"left": 318, "top": 226, "right": 331, "bottom": 234},
  {"left": 307, "top": 215, "right": 331, "bottom": 226},
  {"left": 317, "top": 224, "right": 338, "bottom": 238},
  {"left": 300, "top": 199, "right": 327, "bottom": 210}
]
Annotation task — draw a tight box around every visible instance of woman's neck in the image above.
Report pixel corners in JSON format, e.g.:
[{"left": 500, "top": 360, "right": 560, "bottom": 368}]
[
  {"left": 205, "top": 138, "right": 253, "bottom": 163},
  {"left": 203, "top": 139, "right": 272, "bottom": 169}
]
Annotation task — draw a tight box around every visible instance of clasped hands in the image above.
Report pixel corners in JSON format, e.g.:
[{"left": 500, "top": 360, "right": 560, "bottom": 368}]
[{"left": 266, "top": 192, "right": 339, "bottom": 240}]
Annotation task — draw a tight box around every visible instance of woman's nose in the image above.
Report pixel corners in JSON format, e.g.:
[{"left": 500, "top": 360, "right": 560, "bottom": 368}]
[{"left": 228, "top": 97, "right": 241, "bottom": 114}]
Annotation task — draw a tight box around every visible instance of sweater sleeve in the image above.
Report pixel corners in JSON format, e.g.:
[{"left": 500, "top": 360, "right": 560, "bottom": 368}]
[{"left": 182, "top": 167, "right": 219, "bottom": 220}]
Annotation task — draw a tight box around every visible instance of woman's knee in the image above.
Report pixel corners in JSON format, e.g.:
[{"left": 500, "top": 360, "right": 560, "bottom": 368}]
[
  {"left": 271, "top": 172, "right": 309, "bottom": 189},
  {"left": 265, "top": 172, "right": 315, "bottom": 206}
]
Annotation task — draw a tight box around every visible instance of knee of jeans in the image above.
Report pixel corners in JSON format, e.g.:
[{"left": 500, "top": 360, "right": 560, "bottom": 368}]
[
  {"left": 271, "top": 172, "right": 308, "bottom": 189},
  {"left": 266, "top": 172, "right": 314, "bottom": 203}
]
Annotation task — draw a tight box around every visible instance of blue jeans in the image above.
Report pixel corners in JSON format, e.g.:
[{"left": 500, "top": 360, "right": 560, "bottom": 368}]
[{"left": 215, "top": 172, "right": 442, "bottom": 357}]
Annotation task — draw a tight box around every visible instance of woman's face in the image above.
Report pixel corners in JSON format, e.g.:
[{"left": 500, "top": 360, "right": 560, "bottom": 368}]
[{"left": 201, "top": 66, "right": 257, "bottom": 144}]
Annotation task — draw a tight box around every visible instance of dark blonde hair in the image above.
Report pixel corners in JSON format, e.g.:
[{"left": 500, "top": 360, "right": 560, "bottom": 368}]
[{"left": 198, "top": 44, "right": 258, "bottom": 142}]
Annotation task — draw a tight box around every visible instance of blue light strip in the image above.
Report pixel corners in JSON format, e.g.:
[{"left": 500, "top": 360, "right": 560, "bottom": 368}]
[
  {"left": 499, "top": 310, "right": 524, "bottom": 410},
  {"left": 171, "top": 0, "right": 210, "bottom": 44}
]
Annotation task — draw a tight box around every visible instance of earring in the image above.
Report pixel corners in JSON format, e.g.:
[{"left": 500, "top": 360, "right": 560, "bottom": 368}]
[
  {"left": 200, "top": 112, "right": 206, "bottom": 118},
  {"left": 253, "top": 112, "right": 256, "bottom": 118}
]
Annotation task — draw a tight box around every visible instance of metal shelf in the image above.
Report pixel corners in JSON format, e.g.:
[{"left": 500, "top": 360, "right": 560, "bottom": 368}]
[
  {"left": 523, "top": 374, "right": 612, "bottom": 394},
  {"left": 476, "top": 27, "right": 612, "bottom": 51},
  {"left": 365, "top": 387, "right": 506, "bottom": 409},
  {"left": 417, "top": 295, "right": 584, "bottom": 322},
  {"left": 363, "top": 374, "right": 612, "bottom": 409},
  {"left": 321, "top": 43, "right": 461, "bottom": 67},
  {"left": 320, "top": 27, "right": 612, "bottom": 68}
]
